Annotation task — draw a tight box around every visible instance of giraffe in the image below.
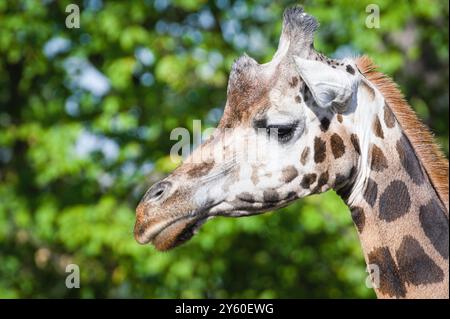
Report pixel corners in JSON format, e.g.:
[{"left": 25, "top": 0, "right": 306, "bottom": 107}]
[{"left": 134, "top": 7, "right": 449, "bottom": 298}]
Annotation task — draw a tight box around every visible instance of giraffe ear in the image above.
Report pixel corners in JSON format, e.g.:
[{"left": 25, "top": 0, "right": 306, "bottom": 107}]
[{"left": 293, "top": 56, "right": 359, "bottom": 112}]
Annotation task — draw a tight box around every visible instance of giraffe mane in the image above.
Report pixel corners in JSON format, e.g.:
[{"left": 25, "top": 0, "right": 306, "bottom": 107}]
[{"left": 356, "top": 55, "right": 449, "bottom": 211}]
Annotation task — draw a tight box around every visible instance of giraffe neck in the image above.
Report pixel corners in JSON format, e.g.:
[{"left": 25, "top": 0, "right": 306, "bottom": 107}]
[{"left": 344, "top": 80, "right": 449, "bottom": 298}]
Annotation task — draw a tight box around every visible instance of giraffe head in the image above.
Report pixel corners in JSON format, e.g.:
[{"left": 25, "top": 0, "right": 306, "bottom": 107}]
[{"left": 135, "top": 7, "right": 364, "bottom": 250}]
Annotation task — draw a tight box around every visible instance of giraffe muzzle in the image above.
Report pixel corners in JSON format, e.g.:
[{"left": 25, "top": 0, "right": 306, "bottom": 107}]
[
  {"left": 134, "top": 209, "right": 209, "bottom": 250},
  {"left": 134, "top": 181, "right": 214, "bottom": 250}
]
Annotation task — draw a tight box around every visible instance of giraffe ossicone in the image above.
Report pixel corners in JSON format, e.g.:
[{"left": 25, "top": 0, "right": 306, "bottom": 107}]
[{"left": 134, "top": 6, "right": 449, "bottom": 299}]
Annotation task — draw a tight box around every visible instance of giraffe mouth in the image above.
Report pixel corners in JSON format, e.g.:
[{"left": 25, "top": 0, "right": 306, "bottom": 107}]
[
  {"left": 153, "top": 215, "right": 210, "bottom": 250},
  {"left": 135, "top": 191, "right": 298, "bottom": 250},
  {"left": 134, "top": 211, "right": 212, "bottom": 251}
]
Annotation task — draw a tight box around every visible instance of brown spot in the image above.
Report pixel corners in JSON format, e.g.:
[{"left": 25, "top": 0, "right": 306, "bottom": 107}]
[
  {"left": 379, "top": 180, "right": 410, "bottom": 222},
  {"left": 319, "top": 117, "right": 331, "bottom": 132},
  {"left": 350, "top": 134, "right": 361, "bottom": 155},
  {"left": 301, "top": 173, "right": 317, "bottom": 189},
  {"left": 336, "top": 166, "right": 357, "bottom": 200},
  {"left": 300, "top": 147, "right": 310, "bottom": 166},
  {"left": 186, "top": 161, "right": 215, "bottom": 178},
  {"left": 383, "top": 103, "right": 396, "bottom": 128},
  {"left": 350, "top": 206, "right": 365, "bottom": 233},
  {"left": 334, "top": 173, "right": 347, "bottom": 190},
  {"left": 263, "top": 190, "right": 280, "bottom": 203},
  {"left": 330, "top": 133, "right": 345, "bottom": 159},
  {"left": 396, "top": 236, "right": 444, "bottom": 285},
  {"left": 285, "top": 191, "right": 297, "bottom": 201},
  {"left": 337, "top": 114, "right": 343, "bottom": 123},
  {"left": 372, "top": 115, "right": 384, "bottom": 139},
  {"left": 281, "top": 165, "right": 298, "bottom": 183},
  {"left": 367, "top": 247, "right": 406, "bottom": 298},
  {"left": 295, "top": 95, "right": 302, "bottom": 103},
  {"left": 370, "top": 144, "right": 388, "bottom": 172},
  {"left": 346, "top": 65, "right": 355, "bottom": 75},
  {"left": 312, "top": 171, "right": 329, "bottom": 193},
  {"left": 289, "top": 76, "right": 299, "bottom": 88},
  {"left": 396, "top": 134, "right": 424, "bottom": 185},
  {"left": 363, "top": 178, "right": 378, "bottom": 207},
  {"left": 314, "top": 137, "right": 326, "bottom": 163},
  {"left": 419, "top": 199, "right": 449, "bottom": 260}
]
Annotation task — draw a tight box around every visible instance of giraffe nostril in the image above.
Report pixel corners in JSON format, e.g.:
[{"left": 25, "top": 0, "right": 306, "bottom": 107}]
[{"left": 144, "top": 181, "right": 172, "bottom": 202}]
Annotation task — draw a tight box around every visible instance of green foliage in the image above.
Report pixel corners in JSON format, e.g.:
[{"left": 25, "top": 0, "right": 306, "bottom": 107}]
[{"left": 0, "top": 0, "right": 448, "bottom": 298}]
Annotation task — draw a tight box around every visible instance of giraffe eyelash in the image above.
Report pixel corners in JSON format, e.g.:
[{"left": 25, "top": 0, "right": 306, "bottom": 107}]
[{"left": 266, "top": 121, "right": 299, "bottom": 143}]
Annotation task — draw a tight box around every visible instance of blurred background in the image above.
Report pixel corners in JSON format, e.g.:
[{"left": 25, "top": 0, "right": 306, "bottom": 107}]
[{"left": 0, "top": 0, "right": 448, "bottom": 298}]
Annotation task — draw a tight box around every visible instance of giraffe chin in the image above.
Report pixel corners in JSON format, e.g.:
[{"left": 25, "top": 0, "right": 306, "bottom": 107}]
[{"left": 146, "top": 216, "right": 210, "bottom": 251}]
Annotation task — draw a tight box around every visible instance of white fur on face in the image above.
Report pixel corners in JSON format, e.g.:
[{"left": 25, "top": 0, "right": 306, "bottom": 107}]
[{"left": 191, "top": 103, "right": 318, "bottom": 216}]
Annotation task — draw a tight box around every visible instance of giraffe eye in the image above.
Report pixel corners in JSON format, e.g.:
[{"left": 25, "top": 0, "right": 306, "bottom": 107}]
[{"left": 266, "top": 123, "right": 297, "bottom": 143}]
